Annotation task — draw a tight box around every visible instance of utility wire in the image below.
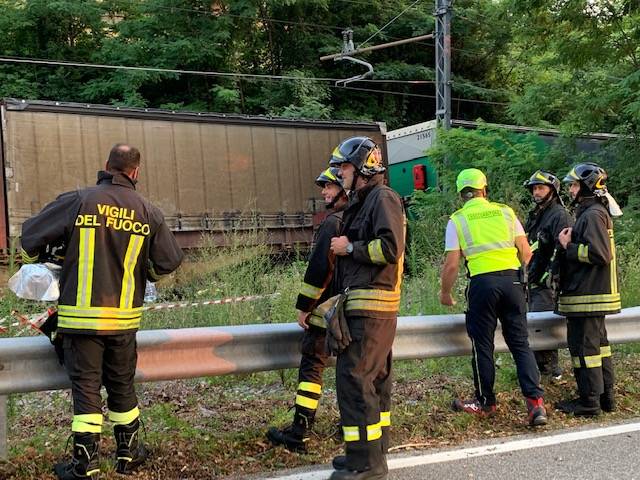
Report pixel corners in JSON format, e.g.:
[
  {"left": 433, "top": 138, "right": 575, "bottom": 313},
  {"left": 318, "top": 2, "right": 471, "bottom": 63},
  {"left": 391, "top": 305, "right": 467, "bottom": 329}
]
[
  {"left": 0, "top": 56, "right": 509, "bottom": 107},
  {"left": 359, "top": 0, "right": 423, "bottom": 48},
  {"left": 0, "top": 56, "right": 436, "bottom": 84},
  {"left": 334, "top": 85, "right": 509, "bottom": 106},
  {"left": 0, "top": 55, "right": 507, "bottom": 93}
]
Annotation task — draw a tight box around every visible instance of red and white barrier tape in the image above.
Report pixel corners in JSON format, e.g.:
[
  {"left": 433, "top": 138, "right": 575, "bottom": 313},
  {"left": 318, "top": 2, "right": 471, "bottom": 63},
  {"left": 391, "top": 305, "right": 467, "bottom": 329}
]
[
  {"left": 142, "top": 293, "right": 279, "bottom": 311},
  {"left": 1, "top": 292, "right": 280, "bottom": 335}
]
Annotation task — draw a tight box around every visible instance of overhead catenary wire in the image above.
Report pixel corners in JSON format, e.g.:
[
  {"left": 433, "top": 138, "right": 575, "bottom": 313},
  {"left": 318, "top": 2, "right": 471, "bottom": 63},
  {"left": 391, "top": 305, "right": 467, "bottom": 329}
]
[
  {"left": 358, "top": 0, "right": 423, "bottom": 48},
  {"left": 0, "top": 56, "right": 434, "bottom": 84},
  {"left": 335, "top": 85, "right": 509, "bottom": 106},
  {"left": 0, "top": 56, "right": 509, "bottom": 106}
]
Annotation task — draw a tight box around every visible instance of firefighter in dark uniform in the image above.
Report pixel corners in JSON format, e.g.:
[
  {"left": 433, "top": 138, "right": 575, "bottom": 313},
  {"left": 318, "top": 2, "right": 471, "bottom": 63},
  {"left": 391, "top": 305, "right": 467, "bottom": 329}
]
[
  {"left": 555, "top": 163, "right": 620, "bottom": 416},
  {"left": 440, "top": 168, "right": 547, "bottom": 427},
  {"left": 266, "top": 167, "right": 348, "bottom": 452},
  {"left": 524, "top": 170, "right": 573, "bottom": 379},
  {"left": 328, "top": 136, "right": 405, "bottom": 480},
  {"left": 21, "top": 144, "right": 184, "bottom": 479}
]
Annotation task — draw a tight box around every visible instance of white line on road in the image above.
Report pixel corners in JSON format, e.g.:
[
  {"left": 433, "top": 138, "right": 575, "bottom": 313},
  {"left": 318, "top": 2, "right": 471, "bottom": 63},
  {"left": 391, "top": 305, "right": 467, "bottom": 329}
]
[{"left": 270, "top": 421, "right": 640, "bottom": 480}]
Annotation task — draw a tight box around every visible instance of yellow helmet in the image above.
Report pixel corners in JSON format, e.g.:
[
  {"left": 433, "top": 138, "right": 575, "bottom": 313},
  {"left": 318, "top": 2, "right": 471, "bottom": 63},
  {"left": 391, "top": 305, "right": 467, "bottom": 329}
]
[{"left": 456, "top": 168, "right": 487, "bottom": 192}]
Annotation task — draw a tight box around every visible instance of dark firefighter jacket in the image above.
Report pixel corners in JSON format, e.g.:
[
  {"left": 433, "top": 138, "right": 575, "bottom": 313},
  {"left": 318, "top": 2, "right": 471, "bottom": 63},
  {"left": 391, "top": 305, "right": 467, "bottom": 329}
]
[
  {"left": 296, "top": 211, "right": 343, "bottom": 328},
  {"left": 21, "top": 171, "right": 184, "bottom": 335},
  {"left": 525, "top": 197, "right": 573, "bottom": 287},
  {"left": 335, "top": 175, "right": 405, "bottom": 319},
  {"left": 556, "top": 197, "right": 620, "bottom": 317}
]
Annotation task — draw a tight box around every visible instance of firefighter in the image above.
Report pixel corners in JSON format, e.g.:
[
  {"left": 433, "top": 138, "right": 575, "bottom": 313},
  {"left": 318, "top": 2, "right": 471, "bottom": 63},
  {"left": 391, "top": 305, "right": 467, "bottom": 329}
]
[
  {"left": 21, "top": 144, "right": 184, "bottom": 479},
  {"left": 524, "top": 170, "right": 573, "bottom": 379},
  {"left": 266, "top": 167, "right": 348, "bottom": 452},
  {"left": 439, "top": 168, "right": 547, "bottom": 427},
  {"left": 554, "top": 162, "right": 620, "bottom": 416},
  {"left": 328, "top": 136, "right": 405, "bottom": 480}
]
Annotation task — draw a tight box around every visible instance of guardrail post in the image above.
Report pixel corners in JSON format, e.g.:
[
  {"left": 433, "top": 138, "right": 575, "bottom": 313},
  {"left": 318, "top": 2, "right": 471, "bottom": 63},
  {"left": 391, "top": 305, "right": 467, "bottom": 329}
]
[{"left": 0, "top": 394, "right": 7, "bottom": 459}]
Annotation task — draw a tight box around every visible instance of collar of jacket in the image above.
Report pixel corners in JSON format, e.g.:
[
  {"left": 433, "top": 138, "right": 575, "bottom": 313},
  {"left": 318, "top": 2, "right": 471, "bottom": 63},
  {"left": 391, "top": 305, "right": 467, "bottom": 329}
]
[
  {"left": 527, "top": 196, "right": 560, "bottom": 224},
  {"left": 354, "top": 174, "right": 385, "bottom": 202},
  {"left": 96, "top": 170, "right": 137, "bottom": 189},
  {"left": 575, "top": 195, "right": 600, "bottom": 217}
]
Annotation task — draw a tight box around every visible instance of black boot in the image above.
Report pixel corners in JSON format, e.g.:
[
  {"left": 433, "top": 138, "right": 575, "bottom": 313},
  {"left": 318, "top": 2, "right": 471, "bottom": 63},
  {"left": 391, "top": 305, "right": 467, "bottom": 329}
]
[
  {"left": 266, "top": 408, "right": 313, "bottom": 453},
  {"left": 329, "top": 459, "right": 388, "bottom": 480},
  {"left": 53, "top": 433, "right": 100, "bottom": 479},
  {"left": 555, "top": 397, "right": 601, "bottom": 416},
  {"left": 114, "top": 418, "right": 148, "bottom": 474},
  {"left": 601, "top": 389, "right": 616, "bottom": 412},
  {"left": 333, "top": 455, "right": 347, "bottom": 470}
]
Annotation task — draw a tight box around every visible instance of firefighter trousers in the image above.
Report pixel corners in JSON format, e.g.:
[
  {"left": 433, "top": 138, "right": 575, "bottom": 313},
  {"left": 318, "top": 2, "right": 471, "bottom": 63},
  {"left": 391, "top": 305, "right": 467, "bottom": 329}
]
[
  {"left": 529, "top": 286, "right": 561, "bottom": 376},
  {"left": 63, "top": 333, "right": 139, "bottom": 434},
  {"left": 567, "top": 316, "right": 614, "bottom": 403},
  {"left": 336, "top": 315, "right": 396, "bottom": 472},
  {"left": 295, "top": 324, "right": 330, "bottom": 418},
  {"left": 466, "top": 272, "right": 544, "bottom": 406}
]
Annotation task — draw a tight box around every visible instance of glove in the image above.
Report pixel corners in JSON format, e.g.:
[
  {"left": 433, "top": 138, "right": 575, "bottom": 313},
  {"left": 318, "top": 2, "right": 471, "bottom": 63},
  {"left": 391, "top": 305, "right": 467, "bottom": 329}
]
[
  {"left": 323, "top": 293, "right": 352, "bottom": 356},
  {"left": 39, "top": 309, "right": 64, "bottom": 365}
]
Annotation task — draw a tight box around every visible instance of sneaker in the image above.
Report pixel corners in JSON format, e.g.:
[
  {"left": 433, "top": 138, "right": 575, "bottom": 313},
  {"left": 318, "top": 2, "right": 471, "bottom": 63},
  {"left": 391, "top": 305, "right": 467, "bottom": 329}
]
[
  {"left": 554, "top": 398, "right": 601, "bottom": 417},
  {"left": 526, "top": 397, "right": 548, "bottom": 426},
  {"left": 452, "top": 398, "right": 496, "bottom": 417}
]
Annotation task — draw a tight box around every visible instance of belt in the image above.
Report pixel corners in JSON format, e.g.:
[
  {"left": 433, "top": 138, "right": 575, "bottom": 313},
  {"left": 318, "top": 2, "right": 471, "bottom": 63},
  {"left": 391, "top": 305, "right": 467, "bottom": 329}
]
[{"left": 475, "top": 269, "right": 519, "bottom": 277}]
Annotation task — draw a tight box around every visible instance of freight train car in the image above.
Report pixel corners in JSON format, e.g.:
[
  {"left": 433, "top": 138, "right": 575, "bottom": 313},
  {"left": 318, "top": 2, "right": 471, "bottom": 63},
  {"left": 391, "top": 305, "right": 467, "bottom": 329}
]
[{"left": 0, "top": 99, "right": 386, "bottom": 252}]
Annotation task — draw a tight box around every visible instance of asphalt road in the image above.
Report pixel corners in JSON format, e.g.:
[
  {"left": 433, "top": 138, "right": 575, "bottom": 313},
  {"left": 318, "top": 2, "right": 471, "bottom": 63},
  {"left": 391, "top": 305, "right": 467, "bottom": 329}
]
[{"left": 267, "top": 419, "right": 640, "bottom": 480}]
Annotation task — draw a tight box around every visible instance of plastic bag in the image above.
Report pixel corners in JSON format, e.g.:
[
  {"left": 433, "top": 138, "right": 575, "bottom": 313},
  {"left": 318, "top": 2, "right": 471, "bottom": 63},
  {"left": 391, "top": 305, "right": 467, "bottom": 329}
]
[
  {"left": 8, "top": 263, "right": 61, "bottom": 301},
  {"left": 144, "top": 281, "right": 158, "bottom": 303}
]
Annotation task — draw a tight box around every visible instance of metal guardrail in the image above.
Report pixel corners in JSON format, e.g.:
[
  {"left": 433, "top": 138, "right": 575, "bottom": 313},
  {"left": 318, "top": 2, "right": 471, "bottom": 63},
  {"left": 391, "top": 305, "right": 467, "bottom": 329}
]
[{"left": 2, "top": 306, "right": 640, "bottom": 458}]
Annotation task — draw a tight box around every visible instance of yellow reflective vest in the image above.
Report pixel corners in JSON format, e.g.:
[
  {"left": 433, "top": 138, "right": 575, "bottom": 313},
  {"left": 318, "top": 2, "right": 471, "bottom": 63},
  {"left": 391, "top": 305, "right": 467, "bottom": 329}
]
[{"left": 450, "top": 197, "right": 521, "bottom": 277}]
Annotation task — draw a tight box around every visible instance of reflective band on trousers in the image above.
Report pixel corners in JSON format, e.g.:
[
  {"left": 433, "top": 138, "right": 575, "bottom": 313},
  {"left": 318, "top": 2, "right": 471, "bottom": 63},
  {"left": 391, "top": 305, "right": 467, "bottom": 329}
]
[
  {"left": 380, "top": 411, "right": 391, "bottom": 427},
  {"left": 367, "top": 423, "right": 382, "bottom": 441},
  {"left": 343, "top": 426, "right": 360, "bottom": 442},
  {"left": 109, "top": 407, "right": 140, "bottom": 426},
  {"left": 450, "top": 198, "right": 520, "bottom": 277},
  {"left": 601, "top": 345, "right": 612, "bottom": 357},
  {"left": 295, "top": 395, "right": 319, "bottom": 410},
  {"left": 72, "top": 413, "right": 103, "bottom": 433},
  {"left": 572, "top": 354, "right": 603, "bottom": 368},
  {"left": 298, "top": 382, "right": 322, "bottom": 394}
]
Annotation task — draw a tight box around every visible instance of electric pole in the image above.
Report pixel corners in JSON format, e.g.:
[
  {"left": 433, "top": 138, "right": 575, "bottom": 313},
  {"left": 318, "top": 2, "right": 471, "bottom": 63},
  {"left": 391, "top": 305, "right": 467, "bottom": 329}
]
[{"left": 435, "top": 0, "right": 451, "bottom": 130}]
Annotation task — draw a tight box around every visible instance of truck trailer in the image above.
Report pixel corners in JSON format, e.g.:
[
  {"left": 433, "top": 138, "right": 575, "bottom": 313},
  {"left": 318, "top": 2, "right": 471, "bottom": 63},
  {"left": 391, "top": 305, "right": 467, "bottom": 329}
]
[{"left": 0, "top": 98, "right": 386, "bottom": 253}]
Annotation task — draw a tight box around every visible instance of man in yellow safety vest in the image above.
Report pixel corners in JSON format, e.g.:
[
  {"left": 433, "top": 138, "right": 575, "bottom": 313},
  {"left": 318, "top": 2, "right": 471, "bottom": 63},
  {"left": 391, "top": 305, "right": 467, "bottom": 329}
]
[{"left": 439, "top": 168, "right": 547, "bottom": 427}]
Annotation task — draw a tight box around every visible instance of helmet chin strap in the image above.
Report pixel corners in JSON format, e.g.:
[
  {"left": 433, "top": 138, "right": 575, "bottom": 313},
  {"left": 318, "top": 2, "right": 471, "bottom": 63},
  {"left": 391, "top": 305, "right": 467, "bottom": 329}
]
[
  {"left": 534, "top": 190, "right": 554, "bottom": 206},
  {"left": 325, "top": 194, "right": 340, "bottom": 209}
]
